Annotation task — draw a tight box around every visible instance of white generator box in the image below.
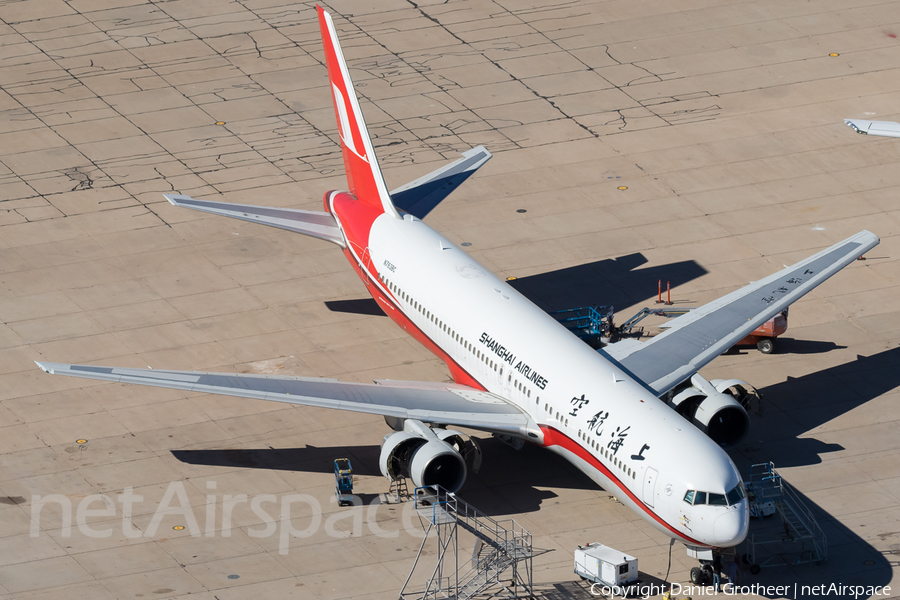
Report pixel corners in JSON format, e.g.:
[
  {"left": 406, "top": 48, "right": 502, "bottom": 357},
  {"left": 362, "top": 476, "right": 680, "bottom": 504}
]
[{"left": 574, "top": 543, "right": 639, "bottom": 587}]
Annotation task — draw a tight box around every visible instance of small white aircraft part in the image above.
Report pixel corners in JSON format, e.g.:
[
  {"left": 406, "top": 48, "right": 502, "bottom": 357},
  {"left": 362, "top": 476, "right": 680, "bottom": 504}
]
[{"left": 844, "top": 118, "right": 900, "bottom": 138}]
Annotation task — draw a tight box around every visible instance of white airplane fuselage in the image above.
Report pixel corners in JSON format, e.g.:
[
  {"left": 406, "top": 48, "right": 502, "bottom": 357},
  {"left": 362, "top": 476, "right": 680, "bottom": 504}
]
[{"left": 328, "top": 191, "right": 750, "bottom": 549}]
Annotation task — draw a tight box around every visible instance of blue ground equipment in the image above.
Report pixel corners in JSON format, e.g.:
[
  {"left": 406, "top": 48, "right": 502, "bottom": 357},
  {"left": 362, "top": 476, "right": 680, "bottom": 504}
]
[{"left": 334, "top": 458, "right": 353, "bottom": 506}]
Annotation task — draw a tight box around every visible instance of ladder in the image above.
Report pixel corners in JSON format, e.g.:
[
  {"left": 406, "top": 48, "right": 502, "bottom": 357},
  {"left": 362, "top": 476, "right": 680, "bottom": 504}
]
[
  {"left": 399, "top": 485, "right": 533, "bottom": 600},
  {"left": 389, "top": 476, "right": 410, "bottom": 503},
  {"left": 744, "top": 463, "right": 827, "bottom": 570}
]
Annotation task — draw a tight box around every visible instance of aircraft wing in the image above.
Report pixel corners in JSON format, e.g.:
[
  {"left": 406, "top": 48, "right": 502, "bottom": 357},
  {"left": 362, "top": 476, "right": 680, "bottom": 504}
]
[
  {"left": 845, "top": 119, "right": 900, "bottom": 138},
  {"left": 602, "top": 230, "right": 880, "bottom": 395},
  {"left": 164, "top": 194, "right": 345, "bottom": 247},
  {"left": 390, "top": 146, "right": 491, "bottom": 219},
  {"left": 34, "top": 362, "right": 537, "bottom": 438}
]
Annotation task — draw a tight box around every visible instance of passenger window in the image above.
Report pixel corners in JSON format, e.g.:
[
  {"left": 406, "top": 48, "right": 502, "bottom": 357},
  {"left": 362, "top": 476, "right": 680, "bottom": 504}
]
[
  {"left": 694, "top": 492, "right": 707, "bottom": 505},
  {"left": 684, "top": 490, "right": 695, "bottom": 504}
]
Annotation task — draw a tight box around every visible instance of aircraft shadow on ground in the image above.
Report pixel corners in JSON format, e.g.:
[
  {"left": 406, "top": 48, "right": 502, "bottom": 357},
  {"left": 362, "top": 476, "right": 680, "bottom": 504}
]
[
  {"left": 742, "top": 346, "right": 900, "bottom": 468},
  {"left": 506, "top": 252, "right": 707, "bottom": 314},
  {"left": 727, "top": 346, "right": 900, "bottom": 597},
  {"left": 730, "top": 486, "right": 895, "bottom": 599},
  {"left": 324, "top": 298, "right": 386, "bottom": 316},
  {"left": 172, "top": 443, "right": 383, "bottom": 477},
  {"left": 170, "top": 436, "right": 591, "bottom": 515},
  {"left": 727, "top": 338, "right": 845, "bottom": 355},
  {"left": 171, "top": 435, "right": 602, "bottom": 523},
  {"left": 323, "top": 252, "right": 707, "bottom": 318}
]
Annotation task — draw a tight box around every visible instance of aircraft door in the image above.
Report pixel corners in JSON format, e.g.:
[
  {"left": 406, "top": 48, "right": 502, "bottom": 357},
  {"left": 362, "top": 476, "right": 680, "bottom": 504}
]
[
  {"left": 643, "top": 467, "right": 658, "bottom": 508},
  {"left": 500, "top": 365, "right": 511, "bottom": 394}
]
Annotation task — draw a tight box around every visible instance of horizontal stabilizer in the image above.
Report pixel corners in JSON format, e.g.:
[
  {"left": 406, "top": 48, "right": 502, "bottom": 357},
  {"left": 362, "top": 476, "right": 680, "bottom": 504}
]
[
  {"left": 164, "top": 194, "right": 344, "bottom": 247},
  {"left": 390, "top": 146, "right": 492, "bottom": 218},
  {"left": 35, "top": 362, "right": 535, "bottom": 437},
  {"left": 845, "top": 119, "right": 900, "bottom": 138}
]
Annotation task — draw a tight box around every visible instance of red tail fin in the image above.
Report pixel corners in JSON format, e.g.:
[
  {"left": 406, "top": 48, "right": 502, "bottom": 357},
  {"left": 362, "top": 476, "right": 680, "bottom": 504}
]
[{"left": 318, "top": 6, "right": 399, "bottom": 218}]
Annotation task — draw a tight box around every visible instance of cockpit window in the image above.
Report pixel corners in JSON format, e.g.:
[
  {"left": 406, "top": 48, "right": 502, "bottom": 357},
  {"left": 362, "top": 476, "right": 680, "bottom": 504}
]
[
  {"left": 726, "top": 482, "right": 746, "bottom": 505},
  {"left": 684, "top": 483, "right": 747, "bottom": 507}
]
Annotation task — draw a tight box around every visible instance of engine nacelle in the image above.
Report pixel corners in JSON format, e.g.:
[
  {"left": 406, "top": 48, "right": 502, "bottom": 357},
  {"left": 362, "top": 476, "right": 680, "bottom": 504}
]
[
  {"left": 669, "top": 374, "right": 752, "bottom": 448},
  {"left": 378, "top": 420, "right": 467, "bottom": 492}
]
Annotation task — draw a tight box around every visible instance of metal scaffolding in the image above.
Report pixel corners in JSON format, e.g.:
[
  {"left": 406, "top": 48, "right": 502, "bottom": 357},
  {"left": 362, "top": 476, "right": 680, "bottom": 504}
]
[
  {"left": 399, "top": 485, "right": 533, "bottom": 600},
  {"left": 744, "top": 462, "right": 828, "bottom": 572}
]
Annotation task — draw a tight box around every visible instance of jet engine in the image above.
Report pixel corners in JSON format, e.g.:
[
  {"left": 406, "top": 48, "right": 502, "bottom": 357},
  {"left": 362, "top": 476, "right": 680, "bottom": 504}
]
[
  {"left": 379, "top": 419, "right": 473, "bottom": 492},
  {"left": 668, "top": 374, "right": 755, "bottom": 448}
]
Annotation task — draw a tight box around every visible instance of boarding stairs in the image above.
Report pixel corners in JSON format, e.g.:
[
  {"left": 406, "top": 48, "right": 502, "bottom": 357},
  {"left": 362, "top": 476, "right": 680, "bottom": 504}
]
[
  {"left": 744, "top": 462, "right": 827, "bottom": 571},
  {"left": 399, "top": 485, "right": 532, "bottom": 600}
]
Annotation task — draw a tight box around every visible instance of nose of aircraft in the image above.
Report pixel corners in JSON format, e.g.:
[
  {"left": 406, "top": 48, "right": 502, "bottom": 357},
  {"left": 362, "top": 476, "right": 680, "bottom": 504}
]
[{"left": 714, "top": 503, "right": 749, "bottom": 546}]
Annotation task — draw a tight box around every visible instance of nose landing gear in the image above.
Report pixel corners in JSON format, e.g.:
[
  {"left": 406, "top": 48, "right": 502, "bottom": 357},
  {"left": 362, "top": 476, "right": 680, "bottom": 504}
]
[
  {"left": 686, "top": 547, "right": 725, "bottom": 588},
  {"left": 689, "top": 564, "right": 714, "bottom": 585}
]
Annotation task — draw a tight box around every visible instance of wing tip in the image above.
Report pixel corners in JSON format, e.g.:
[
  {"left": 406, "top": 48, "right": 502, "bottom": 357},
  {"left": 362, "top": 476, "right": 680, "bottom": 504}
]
[
  {"left": 35, "top": 361, "right": 52, "bottom": 374},
  {"left": 463, "top": 145, "right": 491, "bottom": 158},
  {"left": 854, "top": 229, "right": 880, "bottom": 249},
  {"left": 844, "top": 119, "right": 866, "bottom": 134}
]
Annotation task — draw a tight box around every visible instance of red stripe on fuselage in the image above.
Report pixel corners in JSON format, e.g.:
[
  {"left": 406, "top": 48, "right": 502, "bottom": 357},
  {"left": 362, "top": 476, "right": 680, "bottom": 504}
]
[
  {"left": 540, "top": 425, "right": 707, "bottom": 547},
  {"left": 329, "top": 192, "right": 486, "bottom": 391}
]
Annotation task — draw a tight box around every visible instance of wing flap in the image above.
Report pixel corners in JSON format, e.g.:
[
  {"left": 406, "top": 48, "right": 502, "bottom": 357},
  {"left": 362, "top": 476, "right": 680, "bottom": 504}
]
[
  {"left": 164, "top": 194, "right": 345, "bottom": 247},
  {"left": 390, "top": 146, "right": 492, "bottom": 219},
  {"left": 602, "top": 230, "right": 879, "bottom": 395},
  {"left": 35, "top": 362, "right": 536, "bottom": 437}
]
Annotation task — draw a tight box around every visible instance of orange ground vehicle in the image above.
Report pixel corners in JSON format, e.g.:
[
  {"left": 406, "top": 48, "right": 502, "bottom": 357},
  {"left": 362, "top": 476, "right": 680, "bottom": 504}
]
[
  {"left": 562, "top": 306, "right": 788, "bottom": 354},
  {"left": 735, "top": 309, "right": 788, "bottom": 354}
]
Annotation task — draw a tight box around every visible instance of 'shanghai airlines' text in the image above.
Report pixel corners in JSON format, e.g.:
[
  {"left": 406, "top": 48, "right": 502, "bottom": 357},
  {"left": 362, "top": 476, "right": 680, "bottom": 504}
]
[{"left": 480, "top": 332, "right": 548, "bottom": 390}]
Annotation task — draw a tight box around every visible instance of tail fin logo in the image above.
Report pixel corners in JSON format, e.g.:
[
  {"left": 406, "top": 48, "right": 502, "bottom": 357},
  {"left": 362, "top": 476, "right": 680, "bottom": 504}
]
[{"left": 331, "top": 83, "right": 369, "bottom": 164}]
